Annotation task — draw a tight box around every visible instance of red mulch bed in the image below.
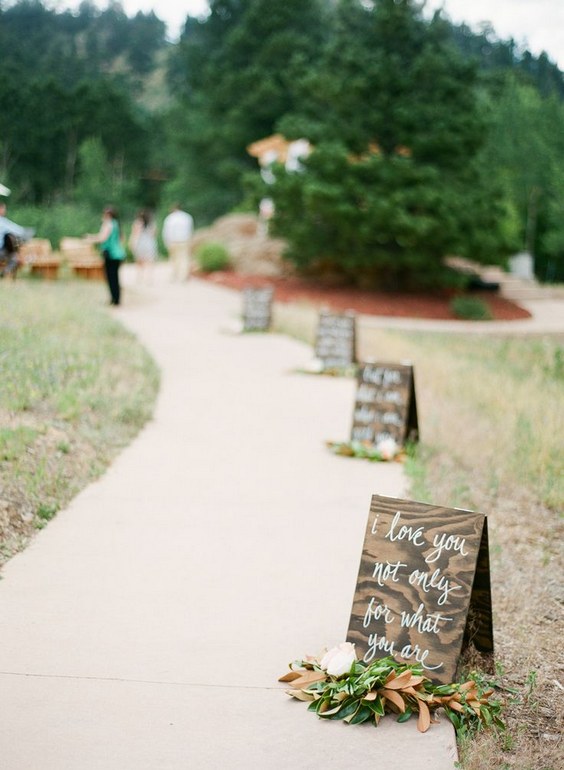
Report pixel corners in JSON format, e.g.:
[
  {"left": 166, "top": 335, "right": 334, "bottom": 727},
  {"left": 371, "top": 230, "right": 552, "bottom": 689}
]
[{"left": 198, "top": 271, "right": 531, "bottom": 321}]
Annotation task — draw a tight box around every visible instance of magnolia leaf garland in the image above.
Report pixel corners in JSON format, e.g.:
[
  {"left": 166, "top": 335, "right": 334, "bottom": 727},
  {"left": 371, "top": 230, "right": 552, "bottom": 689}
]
[
  {"left": 326, "top": 440, "right": 405, "bottom": 462},
  {"left": 299, "top": 361, "right": 358, "bottom": 378},
  {"left": 279, "top": 654, "right": 504, "bottom": 735}
]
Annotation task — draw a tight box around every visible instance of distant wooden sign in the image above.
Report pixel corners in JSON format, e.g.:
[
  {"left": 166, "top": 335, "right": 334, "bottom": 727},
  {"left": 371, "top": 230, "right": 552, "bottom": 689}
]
[
  {"left": 242, "top": 286, "right": 274, "bottom": 331},
  {"left": 314, "top": 311, "right": 357, "bottom": 369},
  {"left": 351, "top": 362, "right": 418, "bottom": 446},
  {"left": 347, "top": 495, "right": 493, "bottom": 684}
]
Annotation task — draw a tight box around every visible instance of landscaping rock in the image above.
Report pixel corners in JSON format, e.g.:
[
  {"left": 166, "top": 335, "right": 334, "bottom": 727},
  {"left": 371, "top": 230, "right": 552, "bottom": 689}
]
[{"left": 192, "top": 213, "right": 288, "bottom": 277}]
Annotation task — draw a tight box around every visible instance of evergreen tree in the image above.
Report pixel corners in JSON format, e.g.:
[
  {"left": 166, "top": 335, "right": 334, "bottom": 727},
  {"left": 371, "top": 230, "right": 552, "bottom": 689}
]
[
  {"left": 165, "top": 0, "right": 327, "bottom": 222},
  {"left": 0, "top": 0, "right": 562, "bottom": 267},
  {"left": 449, "top": 23, "right": 564, "bottom": 99},
  {"left": 0, "top": 1, "right": 160, "bottom": 203},
  {"left": 269, "top": 0, "right": 516, "bottom": 289},
  {"left": 74, "top": 137, "right": 114, "bottom": 211},
  {"left": 480, "top": 74, "right": 564, "bottom": 280}
]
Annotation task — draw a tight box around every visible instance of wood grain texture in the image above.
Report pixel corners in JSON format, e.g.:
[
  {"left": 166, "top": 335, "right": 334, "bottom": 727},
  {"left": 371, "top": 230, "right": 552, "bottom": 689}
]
[
  {"left": 314, "top": 311, "right": 357, "bottom": 369},
  {"left": 463, "top": 518, "right": 494, "bottom": 655},
  {"left": 347, "top": 495, "right": 492, "bottom": 683},
  {"left": 350, "top": 363, "right": 419, "bottom": 446},
  {"left": 242, "top": 287, "right": 273, "bottom": 331}
]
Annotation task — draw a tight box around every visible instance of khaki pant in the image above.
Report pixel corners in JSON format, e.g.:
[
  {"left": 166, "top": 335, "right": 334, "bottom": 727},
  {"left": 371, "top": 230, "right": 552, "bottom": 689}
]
[{"left": 167, "top": 241, "right": 191, "bottom": 281}]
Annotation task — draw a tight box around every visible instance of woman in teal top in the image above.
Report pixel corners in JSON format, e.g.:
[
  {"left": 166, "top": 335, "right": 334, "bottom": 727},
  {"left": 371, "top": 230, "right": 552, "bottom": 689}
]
[{"left": 90, "top": 206, "right": 125, "bottom": 305}]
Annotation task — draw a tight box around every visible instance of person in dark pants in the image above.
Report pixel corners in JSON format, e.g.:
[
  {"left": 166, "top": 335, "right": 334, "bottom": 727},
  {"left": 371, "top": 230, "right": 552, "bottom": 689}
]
[
  {"left": 0, "top": 201, "right": 33, "bottom": 279},
  {"left": 88, "top": 206, "right": 125, "bottom": 305}
]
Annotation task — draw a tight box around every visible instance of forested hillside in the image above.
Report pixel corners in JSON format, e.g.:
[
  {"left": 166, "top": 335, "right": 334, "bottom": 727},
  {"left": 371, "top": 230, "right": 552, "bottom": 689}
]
[
  {"left": 0, "top": 0, "right": 168, "bottom": 204},
  {"left": 1, "top": 0, "right": 563, "bottom": 283}
]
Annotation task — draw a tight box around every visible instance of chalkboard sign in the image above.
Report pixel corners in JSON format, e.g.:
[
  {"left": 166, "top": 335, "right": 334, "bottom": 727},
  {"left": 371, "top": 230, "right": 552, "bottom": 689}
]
[
  {"left": 314, "top": 311, "right": 356, "bottom": 369},
  {"left": 347, "top": 494, "right": 493, "bottom": 684},
  {"left": 351, "top": 362, "right": 418, "bottom": 447},
  {"left": 242, "top": 286, "right": 274, "bottom": 331}
]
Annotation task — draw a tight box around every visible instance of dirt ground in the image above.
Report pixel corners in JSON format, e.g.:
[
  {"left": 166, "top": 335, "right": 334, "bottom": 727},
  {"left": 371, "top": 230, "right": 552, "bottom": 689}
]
[{"left": 199, "top": 270, "right": 532, "bottom": 321}]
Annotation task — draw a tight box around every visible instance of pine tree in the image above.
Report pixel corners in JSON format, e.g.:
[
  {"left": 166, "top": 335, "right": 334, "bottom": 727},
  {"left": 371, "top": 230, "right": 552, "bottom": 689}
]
[
  {"left": 165, "top": 0, "right": 327, "bottom": 222},
  {"left": 269, "top": 0, "right": 516, "bottom": 289}
]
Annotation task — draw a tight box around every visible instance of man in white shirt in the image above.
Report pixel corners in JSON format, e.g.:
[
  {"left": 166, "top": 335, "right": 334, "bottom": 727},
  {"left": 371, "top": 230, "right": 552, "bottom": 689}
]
[{"left": 162, "top": 203, "right": 194, "bottom": 281}]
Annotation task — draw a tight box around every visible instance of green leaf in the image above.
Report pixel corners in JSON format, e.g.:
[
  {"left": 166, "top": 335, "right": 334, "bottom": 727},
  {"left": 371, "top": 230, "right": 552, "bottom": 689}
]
[
  {"left": 397, "top": 706, "right": 413, "bottom": 723},
  {"left": 445, "top": 709, "right": 461, "bottom": 731},
  {"left": 433, "top": 684, "right": 456, "bottom": 696},
  {"left": 365, "top": 696, "right": 385, "bottom": 717},
  {"left": 321, "top": 698, "right": 360, "bottom": 721},
  {"left": 349, "top": 705, "right": 373, "bottom": 725}
]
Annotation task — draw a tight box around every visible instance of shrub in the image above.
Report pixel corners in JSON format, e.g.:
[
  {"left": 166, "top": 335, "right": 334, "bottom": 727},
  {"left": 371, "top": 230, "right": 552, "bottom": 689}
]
[
  {"left": 9, "top": 202, "right": 99, "bottom": 249},
  {"left": 195, "top": 242, "right": 230, "bottom": 272},
  {"left": 450, "top": 295, "right": 493, "bottom": 320}
]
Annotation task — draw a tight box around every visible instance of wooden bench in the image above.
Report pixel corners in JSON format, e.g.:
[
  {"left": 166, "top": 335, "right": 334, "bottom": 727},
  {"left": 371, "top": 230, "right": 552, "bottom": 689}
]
[
  {"left": 60, "top": 237, "right": 105, "bottom": 280},
  {"left": 19, "top": 238, "right": 60, "bottom": 279}
]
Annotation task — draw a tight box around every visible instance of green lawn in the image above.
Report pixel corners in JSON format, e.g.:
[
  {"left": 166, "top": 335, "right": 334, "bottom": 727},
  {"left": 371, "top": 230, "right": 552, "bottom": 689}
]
[{"left": 0, "top": 278, "right": 160, "bottom": 565}]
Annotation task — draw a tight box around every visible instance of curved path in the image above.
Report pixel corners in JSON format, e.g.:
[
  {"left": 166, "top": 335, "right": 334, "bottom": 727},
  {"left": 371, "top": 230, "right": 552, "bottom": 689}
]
[{"left": 0, "top": 265, "right": 457, "bottom": 768}]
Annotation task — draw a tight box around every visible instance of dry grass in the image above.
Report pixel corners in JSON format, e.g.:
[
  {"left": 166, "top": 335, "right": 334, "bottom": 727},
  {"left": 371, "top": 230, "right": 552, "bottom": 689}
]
[
  {"left": 0, "top": 279, "right": 160, "bottom": 567},
  {"left": 274, "top": 303, "right": 563, "bottom": 770}
]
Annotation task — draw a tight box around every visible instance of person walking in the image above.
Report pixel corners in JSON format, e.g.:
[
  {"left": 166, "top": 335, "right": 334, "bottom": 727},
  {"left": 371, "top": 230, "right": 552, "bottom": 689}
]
[
  {"left": 88, "top": 206, "right": 125, "bottom": 305},
  {"left": 129, "top": 209, "right": 157, "bottom": 283},
  {"left": 162, "top": 203, "right": 193, "bottom": 281}
]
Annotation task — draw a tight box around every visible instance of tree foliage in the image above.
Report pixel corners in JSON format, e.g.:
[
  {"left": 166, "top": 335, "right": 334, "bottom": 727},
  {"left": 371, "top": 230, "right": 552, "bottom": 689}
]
[
  {"left": 0, "top": 0, "right": 563, "bottom": 282},
  {"left": 164, "top": 0, "right": 328, "bottom": 222},
  {"left": 269, "top": 0, "right": 516, "bottom": 288},
  {"left": 479, "top": 76, "right": 564, "bottom": 281},
  {"left": 0, "top": 0, "right": 166, "bottom": 204}
]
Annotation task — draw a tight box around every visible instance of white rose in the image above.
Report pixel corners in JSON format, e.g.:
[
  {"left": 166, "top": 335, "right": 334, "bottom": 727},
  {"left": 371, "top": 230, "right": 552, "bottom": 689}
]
[
  {"left": 307, "top": 357, "right": 324, "bottom": 373},
  {"left": 320, "top": 642, "right": 356, "bottom": 677},
  {"left": 376, "top": 437, "right": 399, "bottom": 460}
]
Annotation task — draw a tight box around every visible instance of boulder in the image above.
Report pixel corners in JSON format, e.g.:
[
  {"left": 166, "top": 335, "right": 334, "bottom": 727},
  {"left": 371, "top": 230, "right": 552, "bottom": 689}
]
[{"left": 192, "top": 213, "right": 289, "bottom": 277}]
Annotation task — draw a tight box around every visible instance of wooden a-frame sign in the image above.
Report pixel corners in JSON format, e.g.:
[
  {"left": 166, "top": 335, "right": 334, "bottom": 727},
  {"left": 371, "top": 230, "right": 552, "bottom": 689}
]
[
  {"left": 242, "top": 286, "right": 274, "bottom": 332},
  {"left": 314, "top": 310, "right": 357, "bottom": 369},
  {"left": 351, "top": 362, "right": 419, "bottom": 447},
  {"left": 347, "top": 494, "right": 493, "bottom": 684}
]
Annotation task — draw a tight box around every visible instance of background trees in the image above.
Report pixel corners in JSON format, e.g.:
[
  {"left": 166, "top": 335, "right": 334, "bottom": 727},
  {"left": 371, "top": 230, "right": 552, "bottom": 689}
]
[
  {"left": 268, "top": 0, "right": 517, "bottom": 288},
  {"left": 479, "top": 76, "right": 564, "bottom": 282},
  {"left": 1, "top": 0, "right": 563, "bottom": 282},
  {"left": 164, "top": 0, "right": 328, "bottom": 223},
  {"left": 0, "top": 1, "right": 164, "bottom": 208}
]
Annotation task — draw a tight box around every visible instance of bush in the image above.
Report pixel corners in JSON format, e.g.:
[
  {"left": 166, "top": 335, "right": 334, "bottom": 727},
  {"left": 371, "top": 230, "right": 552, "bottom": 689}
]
[
  {"left": 195, "top": 242, "right": 230, "bottom": 272},
  {"left": 450, "top": 295, "right": 493, "bottom": 320},
  {"left": 8, "top": 202, "right": 100, "bottom": 249}
]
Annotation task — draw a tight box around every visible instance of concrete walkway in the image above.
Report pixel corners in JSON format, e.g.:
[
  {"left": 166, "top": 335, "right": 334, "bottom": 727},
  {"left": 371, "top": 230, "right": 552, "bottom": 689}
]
[{"left": 0, "top": 266, "right": 458, "bottom": 768}]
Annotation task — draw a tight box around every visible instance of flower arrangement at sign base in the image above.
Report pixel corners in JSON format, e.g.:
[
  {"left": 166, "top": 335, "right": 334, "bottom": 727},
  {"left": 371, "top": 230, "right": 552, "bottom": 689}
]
[
  {"left": 279, "top": 643, "right": 504, "bottom": 736},
  {"left": 301, "top": 357, "right": 358, "bottom": 378},
  {"left": 326, "top": 437, "right": 404, "bottom": 462}
]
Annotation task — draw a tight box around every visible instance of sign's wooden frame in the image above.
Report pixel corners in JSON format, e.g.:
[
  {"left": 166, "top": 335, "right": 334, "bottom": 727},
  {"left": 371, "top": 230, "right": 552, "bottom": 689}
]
[
  {"left": 242, "top": 286, "right": 274, "bottom": 331},
  {"left": 351, "top": 362, "right": 419, "bottom": 446},
  {"left": 347, "top": 494, "right": 493, "bottom": 684},
  {"left": 314, "top": 310, "right": 357, "bottom": 369}
]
